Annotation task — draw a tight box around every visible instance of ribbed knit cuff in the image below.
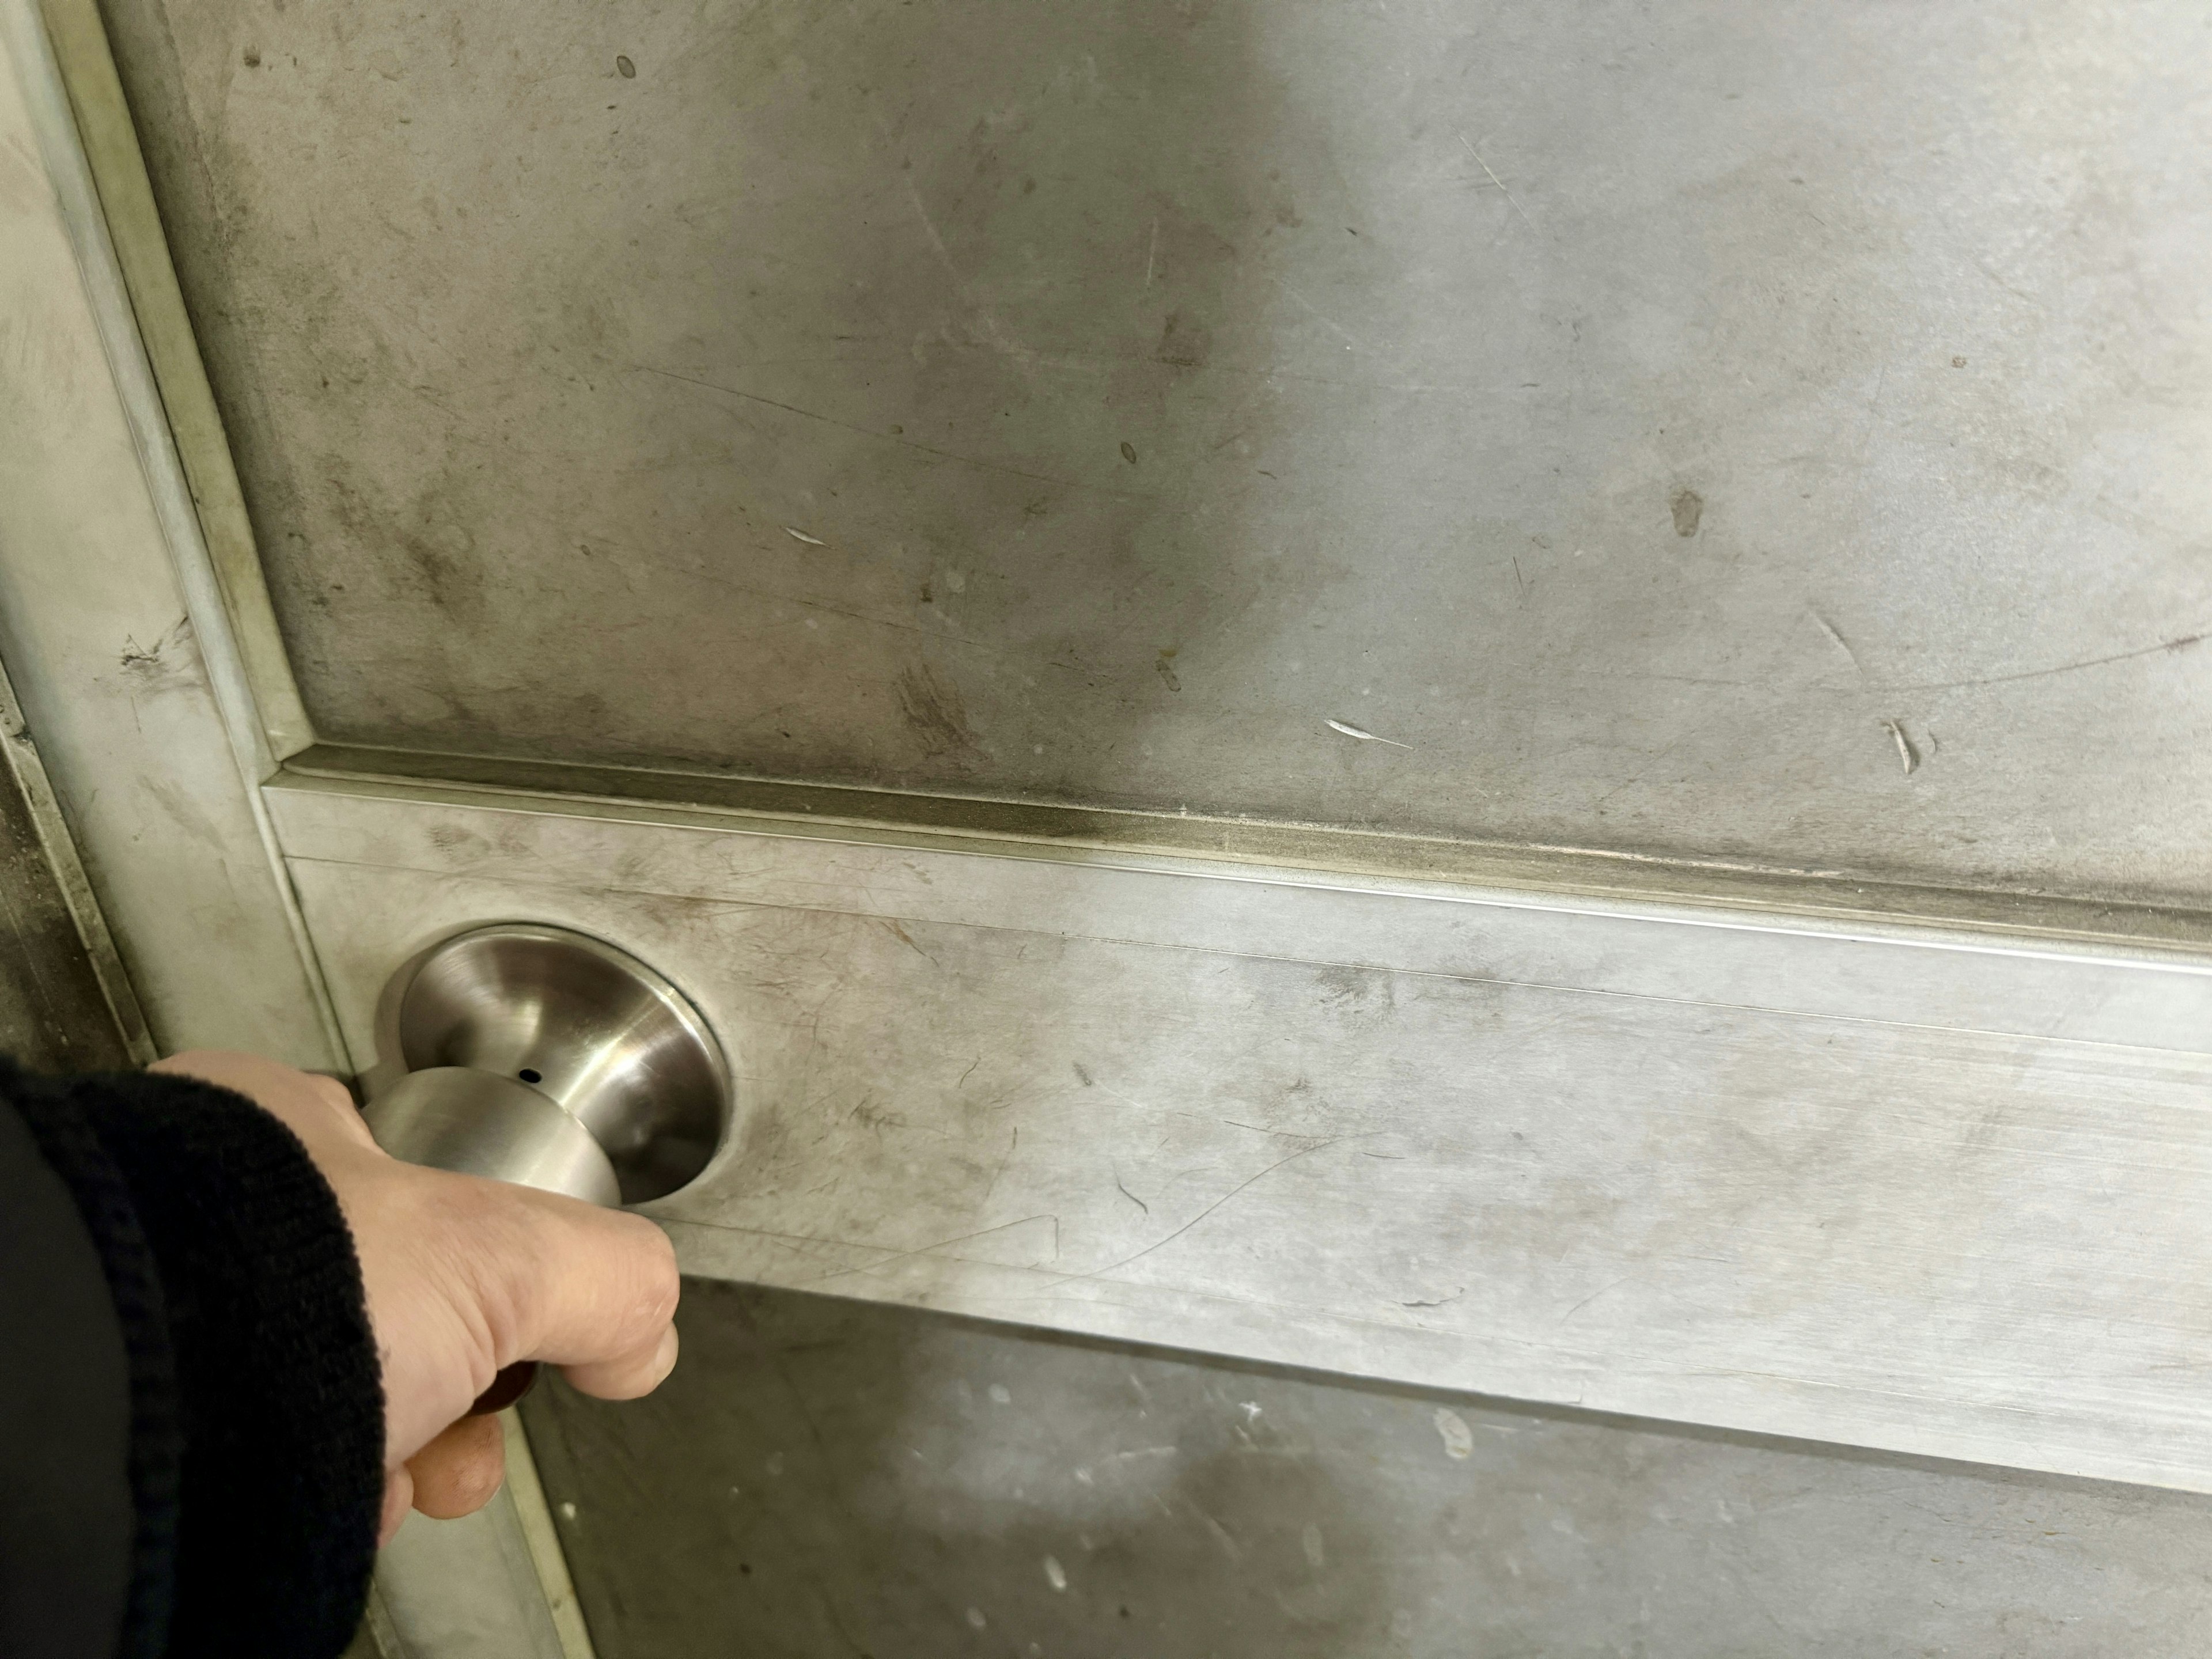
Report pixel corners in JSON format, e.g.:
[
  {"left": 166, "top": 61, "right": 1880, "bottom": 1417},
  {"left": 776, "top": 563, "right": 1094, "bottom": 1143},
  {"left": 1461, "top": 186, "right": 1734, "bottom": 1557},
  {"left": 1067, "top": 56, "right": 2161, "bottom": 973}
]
[{"left": 12, "top": 1063, "right": 383, "bottom": 1659}]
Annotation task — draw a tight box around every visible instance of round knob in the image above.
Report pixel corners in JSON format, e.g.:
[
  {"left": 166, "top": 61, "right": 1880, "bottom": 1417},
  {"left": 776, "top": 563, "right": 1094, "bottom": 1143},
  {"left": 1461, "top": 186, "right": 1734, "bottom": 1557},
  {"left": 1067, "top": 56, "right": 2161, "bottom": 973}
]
[
  {"left": 376, "top": 922, "right": 729, "bottom": 1206},
  {"left": 362, "top": 1068, "right": 621, "bottom": 1207},
  {"left": 362, "top": 924, "right": 730, "bottom": 1414}
]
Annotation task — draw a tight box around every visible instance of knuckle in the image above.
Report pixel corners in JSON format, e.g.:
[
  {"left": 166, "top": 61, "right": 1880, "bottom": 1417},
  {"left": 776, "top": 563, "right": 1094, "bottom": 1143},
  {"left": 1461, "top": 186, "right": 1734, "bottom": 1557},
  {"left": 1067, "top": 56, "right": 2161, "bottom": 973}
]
[{"left": 634, "top": 1249, "right": 680, "bottom": 1324}]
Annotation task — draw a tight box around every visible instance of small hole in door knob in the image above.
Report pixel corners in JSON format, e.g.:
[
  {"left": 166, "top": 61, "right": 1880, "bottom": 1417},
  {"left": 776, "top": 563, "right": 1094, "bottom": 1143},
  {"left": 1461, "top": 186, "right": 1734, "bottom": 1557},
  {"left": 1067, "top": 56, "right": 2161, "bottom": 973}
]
[{"left": 369, "top": 923, "right": 731, "bottom": 1205}]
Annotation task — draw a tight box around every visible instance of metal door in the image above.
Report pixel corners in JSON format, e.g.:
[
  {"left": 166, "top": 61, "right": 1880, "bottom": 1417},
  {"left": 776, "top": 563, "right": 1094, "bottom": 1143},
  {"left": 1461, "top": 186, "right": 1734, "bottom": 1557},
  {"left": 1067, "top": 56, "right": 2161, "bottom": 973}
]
[{"left": 9, "top": 1, "right": 2212, "bottom": 1652}]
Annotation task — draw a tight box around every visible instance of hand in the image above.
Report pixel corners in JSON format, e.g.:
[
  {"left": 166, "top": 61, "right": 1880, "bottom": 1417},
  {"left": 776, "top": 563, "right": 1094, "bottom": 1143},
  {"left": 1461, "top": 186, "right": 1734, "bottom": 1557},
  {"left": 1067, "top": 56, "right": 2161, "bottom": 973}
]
[{"left": 150, "top": 1051, "right": 680, "bottom": 1543}]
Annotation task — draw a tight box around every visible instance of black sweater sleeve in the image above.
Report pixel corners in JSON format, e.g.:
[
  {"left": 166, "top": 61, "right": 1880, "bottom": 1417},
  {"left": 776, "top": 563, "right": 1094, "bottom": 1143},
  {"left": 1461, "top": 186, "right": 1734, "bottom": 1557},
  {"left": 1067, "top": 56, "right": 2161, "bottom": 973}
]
[{"left": 0, "top": 1062, "right": 385, "bottom": 1659}]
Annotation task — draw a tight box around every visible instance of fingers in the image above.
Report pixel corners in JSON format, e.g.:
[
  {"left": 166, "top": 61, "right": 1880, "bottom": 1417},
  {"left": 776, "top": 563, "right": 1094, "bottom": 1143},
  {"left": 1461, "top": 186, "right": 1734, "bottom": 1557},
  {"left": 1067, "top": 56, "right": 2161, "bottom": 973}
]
[
  {"left": 405, "top": 1412, "right": 507, "bottom": 1519},
  {"left": 563, "top": 1321, "right": 679, "bottom": 1401},
  {"left": 153, "top": 1050, "right": 684, "bottom": 1497},
  {"left": 501, "top": 1195, "right": 681, "bottom": 1389}
]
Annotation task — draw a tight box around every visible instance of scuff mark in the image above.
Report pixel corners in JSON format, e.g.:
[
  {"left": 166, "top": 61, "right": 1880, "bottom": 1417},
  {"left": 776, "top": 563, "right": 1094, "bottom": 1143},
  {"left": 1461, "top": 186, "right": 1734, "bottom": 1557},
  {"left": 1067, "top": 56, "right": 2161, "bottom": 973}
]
[
  {"left": 896, "top": 662, "right": 979, "bottom": 759},
  {"left": 141, "top": 777, "right": 226, "bottom": 851},
  {"left": 1433, "top": 1408, "right": 1475, "bottom": 1460},
  {"left": 1401, "top": 1287, "right": 1465, "bottom": 1310},
  {"left": 1156, "top": 647, "right": 1181, "bottom": 691},
  {"left": 115, "top": 616, "right": 197, "bottom": 694},
  {"left": 1669, "top": 488, "right": 1704, "bottom": 537}
]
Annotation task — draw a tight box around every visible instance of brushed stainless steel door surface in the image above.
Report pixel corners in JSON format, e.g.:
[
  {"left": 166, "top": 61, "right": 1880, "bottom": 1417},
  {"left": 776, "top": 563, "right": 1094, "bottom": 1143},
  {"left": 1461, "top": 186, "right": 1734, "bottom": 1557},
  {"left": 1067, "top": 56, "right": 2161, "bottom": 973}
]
[{"left": 95, "top": 0, "right": 2212, "bottom": 904}]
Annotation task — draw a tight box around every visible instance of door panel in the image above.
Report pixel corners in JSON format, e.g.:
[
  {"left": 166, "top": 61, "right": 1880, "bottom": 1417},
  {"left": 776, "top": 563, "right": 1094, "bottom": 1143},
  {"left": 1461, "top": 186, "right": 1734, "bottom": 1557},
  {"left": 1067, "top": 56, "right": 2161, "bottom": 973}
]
[
  {"left": 274, "top": 770, "right": 2212, "bottom": 1494},
  {"left": 98, "top": 0, "right": 2212, "bottom": 900},
  {"left": 525, "top": 1282, "right": 2212, "bottom": 1659}
]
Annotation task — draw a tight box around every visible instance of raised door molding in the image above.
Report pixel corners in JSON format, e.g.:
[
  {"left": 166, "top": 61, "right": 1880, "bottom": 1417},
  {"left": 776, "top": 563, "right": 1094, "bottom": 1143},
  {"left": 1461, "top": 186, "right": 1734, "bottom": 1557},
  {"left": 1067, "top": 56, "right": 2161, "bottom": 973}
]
[{"left": 272, "top": 766, "right": 2212, "bottom": 1494}]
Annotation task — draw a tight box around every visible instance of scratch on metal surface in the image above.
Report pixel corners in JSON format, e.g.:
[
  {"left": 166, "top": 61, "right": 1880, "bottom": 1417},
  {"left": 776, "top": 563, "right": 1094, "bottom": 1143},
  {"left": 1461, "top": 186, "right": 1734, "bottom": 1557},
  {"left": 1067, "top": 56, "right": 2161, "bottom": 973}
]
[
  {"left": 1327, "top": 719, "right": 1412, "bottom": 749},
  {"left": 578, "top": 520, "right": 1000, "bottom": 646},
  {"left": 1099, "top": 1446, "right": 1177, "bottom": 1467},
  {"left": 1808, "top": 607, "right": 1862, "bottom": 673},
  {"left": 978, "top": 1126, "right": 1020, "bottom": 1209},
  {"left": 1200, "top": 1510, "right": 1243, "bottom": 1560},
  {"left": 787, "top": 1213, "right": 1062, "bottom": 1289},
  {"left": 1217, "top": 1116, "right": 1329, "bottom": 1139},
  {"left": 1060, "top": 1135, "right": 1369, "bottom": 1283},
  {"left": 880, "top": 916, "right": 938, "bottom": 964},
  {"left": 906, "top": 177, "right": 963, "bottom": 279},
  {"left": 1558, "top": 1274, "right": 1637, "bottom": 1325},
  {"left": 632, "top": 365, "right": 1151, "bottom": 499},
  {"left": 1883, "top": 719, "right": 1919, "bottom": 775},
  {"left": 1875, "top": 631, "right": 2208, "bottom": 692},
  {"left": 1275, "top": 279, "right": 1363, "bottom": 351},
  {"left": 1458, "top": 131, "right": 1535, "bottom": 229}
]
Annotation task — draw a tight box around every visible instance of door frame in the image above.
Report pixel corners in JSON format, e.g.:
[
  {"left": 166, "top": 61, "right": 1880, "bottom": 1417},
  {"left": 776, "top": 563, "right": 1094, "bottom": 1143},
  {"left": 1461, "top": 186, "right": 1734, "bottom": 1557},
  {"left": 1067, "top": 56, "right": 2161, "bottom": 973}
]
[{"left": 2, "top": 7, "right": 584, "bottom": 1652}]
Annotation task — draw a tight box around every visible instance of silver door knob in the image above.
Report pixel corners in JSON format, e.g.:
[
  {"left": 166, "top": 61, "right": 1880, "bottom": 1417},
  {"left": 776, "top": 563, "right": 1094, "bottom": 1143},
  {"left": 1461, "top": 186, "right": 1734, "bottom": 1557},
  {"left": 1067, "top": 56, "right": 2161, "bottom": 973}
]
[
  {"left": 363, "top": 922, "right": 730, "bottom": 1206},
  {"left": 361, "top": 923, "right": 729, "bottom": 1412},
  {"left": 363, "top": 1067, "right": 626, "bottom": 1207}
]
